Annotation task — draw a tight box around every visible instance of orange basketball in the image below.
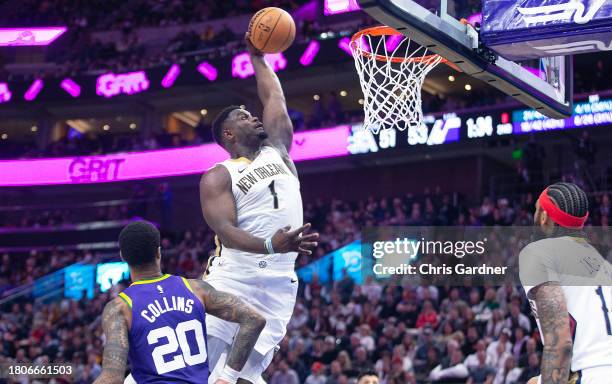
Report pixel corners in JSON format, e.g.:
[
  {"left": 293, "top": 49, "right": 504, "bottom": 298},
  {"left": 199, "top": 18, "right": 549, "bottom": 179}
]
[{"left": 248, "top": 7, "right": 295, "bottom": 53}]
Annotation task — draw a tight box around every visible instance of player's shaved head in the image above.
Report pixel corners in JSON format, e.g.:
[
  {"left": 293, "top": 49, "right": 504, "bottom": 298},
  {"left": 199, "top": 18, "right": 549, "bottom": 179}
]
[
  {"left": 119, "top": 221, "right": 161, "bottom": 266},
  {"left": 211, "top": 105, "right": 267, "bottom": 153},
  {"left": 212, "top": 105, "right": 241, "bottom": 147}
]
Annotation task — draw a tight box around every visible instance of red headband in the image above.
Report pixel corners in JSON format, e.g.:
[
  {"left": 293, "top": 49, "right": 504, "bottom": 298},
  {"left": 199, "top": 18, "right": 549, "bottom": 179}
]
[{"left": 538, "top": 188, "right": 589, "bottom": 229}]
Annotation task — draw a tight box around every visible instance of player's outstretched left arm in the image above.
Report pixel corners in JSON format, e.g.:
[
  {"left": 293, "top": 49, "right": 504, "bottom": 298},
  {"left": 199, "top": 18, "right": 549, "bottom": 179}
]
[
  {"left": 94, "top": 298, "right": 130, "bottom": 384},
  {"left": 189, "top": 279, "right": 266, "bottom": 379},
  {"left": 532, "top": 282, "right": 573, "bottom": 384}
]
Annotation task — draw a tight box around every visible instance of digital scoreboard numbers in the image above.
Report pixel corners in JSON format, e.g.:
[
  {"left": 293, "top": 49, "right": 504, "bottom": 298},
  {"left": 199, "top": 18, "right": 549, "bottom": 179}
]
[
  {"left": 347, "top": 114, "right": 461, "bottom": 154},
  {"left": 347, "top": 95, "right": 608, "bottom": 155}
]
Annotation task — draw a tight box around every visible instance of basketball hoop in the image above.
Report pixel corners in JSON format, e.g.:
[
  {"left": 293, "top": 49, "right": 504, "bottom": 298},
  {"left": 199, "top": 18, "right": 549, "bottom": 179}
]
[{"left": 350, "top": 26, "right": 447, "bottom": 133}]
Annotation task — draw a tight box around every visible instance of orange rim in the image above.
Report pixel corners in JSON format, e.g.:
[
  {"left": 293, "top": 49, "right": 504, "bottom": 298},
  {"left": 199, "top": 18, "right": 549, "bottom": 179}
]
[{"left": 351, "top": 26, "right": 459, "bottom": 70}]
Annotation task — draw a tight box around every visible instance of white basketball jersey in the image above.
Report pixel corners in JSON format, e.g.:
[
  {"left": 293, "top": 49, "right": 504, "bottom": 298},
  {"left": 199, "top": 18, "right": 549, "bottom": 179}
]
[
  {"left": 215, "top": 145, "right": 303, "bottom": 267},
  {"left": 519, "top": 236, "right": 612, "bottom": 372}
]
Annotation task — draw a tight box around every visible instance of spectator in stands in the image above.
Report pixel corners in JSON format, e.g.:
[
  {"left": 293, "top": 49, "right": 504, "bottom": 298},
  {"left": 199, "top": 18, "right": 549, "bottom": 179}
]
[
  {"left": 357, "top": 371, "right": 379, "bottom": 384},
  {"left": 493, "top": 355, "right": 522, "bottom": 384},
  {"left": 466, "top": 350, "right": 496, "bottom": 384},
  {"left": 416, "top": 300, "right": 438, "bottom": 328},
  {"left": 306, "top": 362, "right": 327, "bottom": 384},
  {"left": 512, "top": 327, "right": 529, "bottom": 361},
  {"left": 486, "top": 309, "right": 506, "bottom": 338},
  {"left": 428, "top": 349, "right": 468, "bottom": 383},
  {"left": 465, "top": 340, "right": 490, "bottom": 370},
  {"left": 326, "top": 360, "right": 344, "bottom": 384},
  {"left": 505, "top": 302, "right": 531, "bottom": 333},
  {"left": 271, "top": 360, "right": 300, "bottom": 384},
  {"left": 518, "top": 353, "right": 541, "bottom": 383}
]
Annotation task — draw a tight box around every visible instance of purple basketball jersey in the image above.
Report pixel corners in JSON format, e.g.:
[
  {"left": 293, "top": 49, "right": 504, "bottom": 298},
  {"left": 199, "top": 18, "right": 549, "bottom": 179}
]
[{"left": 120, "top": 274, "right": 209, "bottom": 383}]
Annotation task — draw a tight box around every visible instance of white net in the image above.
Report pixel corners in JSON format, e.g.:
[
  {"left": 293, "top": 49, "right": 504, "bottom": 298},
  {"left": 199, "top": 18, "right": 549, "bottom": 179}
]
[{"left": 350, "top": 28, "right": 443, "bottom": 133}]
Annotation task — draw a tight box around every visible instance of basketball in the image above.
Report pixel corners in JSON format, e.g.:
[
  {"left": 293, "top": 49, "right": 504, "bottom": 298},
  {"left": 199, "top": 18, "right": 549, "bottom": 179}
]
[{"left": 247, "top": 7, "right": 295, "bottom": 53}]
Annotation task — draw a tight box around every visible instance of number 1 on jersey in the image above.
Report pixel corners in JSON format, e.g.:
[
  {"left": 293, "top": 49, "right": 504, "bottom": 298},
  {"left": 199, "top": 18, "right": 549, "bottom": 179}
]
[
  {"left": 268, "top": 181, "right": 279, "bottom": 209},
  {"left": 595, "top": 286, "right": 612, "bottom": 336}
]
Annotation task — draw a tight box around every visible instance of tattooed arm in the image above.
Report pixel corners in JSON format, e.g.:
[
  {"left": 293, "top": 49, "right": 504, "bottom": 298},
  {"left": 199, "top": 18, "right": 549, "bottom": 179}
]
[
  {"left": 189, "top": 279, "right": 266, "bottom": 371},
  {"left": 94, "top": 298, "right": 130, "bottom": 384},
  {"left": 532, "top": 282, "right": 573, "bottom": 384}
]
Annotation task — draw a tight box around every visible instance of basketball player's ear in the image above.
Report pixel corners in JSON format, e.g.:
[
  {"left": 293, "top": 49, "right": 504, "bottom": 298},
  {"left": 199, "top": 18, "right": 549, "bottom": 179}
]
[
  {"left": 119, "top": 251, "right": 125, "bottom": 263},
  {"left": 222, "top": 126, "right": 234, "bottom": 144},
  {"left": 539, "top": 208, "right": 548, "bottom": 226},
  {"left": 156, "top": 247, "right": 162, "bottom": 262}
]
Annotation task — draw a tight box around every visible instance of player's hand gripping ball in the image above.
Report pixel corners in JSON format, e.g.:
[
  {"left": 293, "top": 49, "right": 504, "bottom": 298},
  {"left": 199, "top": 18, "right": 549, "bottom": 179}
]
[{"left": 247, "top": 7, "right": 295, "bottom": 53}]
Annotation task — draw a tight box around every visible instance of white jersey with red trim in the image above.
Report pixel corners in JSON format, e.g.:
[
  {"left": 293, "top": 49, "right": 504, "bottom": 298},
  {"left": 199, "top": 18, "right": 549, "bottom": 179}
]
[{"left": 519, "top": 236, "right": 612, "bottom": 372}]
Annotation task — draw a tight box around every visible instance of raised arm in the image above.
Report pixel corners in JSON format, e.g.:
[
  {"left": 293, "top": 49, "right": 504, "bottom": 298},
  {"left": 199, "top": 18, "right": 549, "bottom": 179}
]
[
  {"left": 246, "top": 34, "right": 293, "bottom": 152},
  {"left": 199, "top": 166, "right": 318, "bottom": 255},
  {"left": 189, "top": 279, "right": 266, "bottom": 375},
  {"left": 94, "top": 298, "right": 130, "bottom": 384},
  {"left": 532, "top": 282, "right": 573, "bottom": 384}
]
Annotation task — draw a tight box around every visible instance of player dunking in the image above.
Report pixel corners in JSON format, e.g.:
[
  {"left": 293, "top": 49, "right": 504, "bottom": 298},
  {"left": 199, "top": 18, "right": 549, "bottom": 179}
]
[
  {"left": 199, "top": 34, "right": 319, "bottom": 383},
  {"left": 94, "top": 221, "right": 266, "bottom": 384},
  {"left": 519, "top": 182, "right": 612, "bottom": 384}
]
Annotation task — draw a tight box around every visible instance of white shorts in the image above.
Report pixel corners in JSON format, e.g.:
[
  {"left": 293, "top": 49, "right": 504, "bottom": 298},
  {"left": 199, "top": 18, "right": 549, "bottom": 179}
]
[
  {"left": 207, "top": 335, "right": 273, "bottom": 384},
  {"left": 574, "top": 366, "right": 612, "bottom": 384},
  {"left": 536, "top": 366, "right": 612, "bottom": 384},
  {"left": 203, "top": 256, "right": 298, "bottom": 355}
]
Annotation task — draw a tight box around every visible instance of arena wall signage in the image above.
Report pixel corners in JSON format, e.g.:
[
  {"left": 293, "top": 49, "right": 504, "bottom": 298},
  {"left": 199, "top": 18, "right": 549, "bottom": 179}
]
[
  {"left": 0, "top": 126, "right": 350, "bottom": 186},
  {"left": 0, "top": 38, "right": 348, "bottom": 104},
  {"left": 0, "top": 96, "right": 609, "bottom": 186},
  {"left": 0, "top": 27, "right": 67, "bottom": 46}
]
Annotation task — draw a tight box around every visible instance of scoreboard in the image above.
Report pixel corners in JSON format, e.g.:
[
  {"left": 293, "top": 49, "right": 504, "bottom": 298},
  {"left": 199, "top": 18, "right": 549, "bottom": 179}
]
[{"left": 347, "top": 95, "right": 611, "bottom": 155}]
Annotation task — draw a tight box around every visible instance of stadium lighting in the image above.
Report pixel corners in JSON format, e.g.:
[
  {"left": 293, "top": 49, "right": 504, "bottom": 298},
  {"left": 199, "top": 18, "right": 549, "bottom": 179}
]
[
  {"left": 197, "top": 61, "right": 218, "bottom": 82},
  {"left": 323, "top": 0, "right": 360, "bottom": 15},
  {"left": 0, "top": 83, "right": 12, "bottom": 103},
  {"left": 161, "top": 64, "right": 181, "bottom": 88},
  {"left": 129, "top": 123, "right": 136, "bottom": 129},
  {"left": 337, "top": 38, "right": 352, "bottom": 56},
  {"left": 300, "top": 40, "right": 320, "bottom": 66},
  {"left": 358, "top": 98, "right": 364, "bottom": 105},
  {"left": 200, "top": 109, "right": 208, "bottom": 116},
  {"left": 1, "top": 133, "right": 7, "bottom": 140},
  {"left": 340, "top": 90, "right": 347, "bottom": 97},
  {"left": 313, "top": 94, "right": 320, "bottom": 101},
  {"left": 448, "top": 75, "right": 455, "bottom": 82},
  {"left": 102, "top": 124, "right": 110, "bottom": 131},
  {"left": 465, "top": 84, "right": 472, "bottom": 91},
  {"left": 60, "top": 78, "right": 81, "bottom": 97},
  {"left": 31, "top": 126, "right": 38, "bottom": 132},
  {"left": 24, "top": 79, "right": 43, "bottom": 101},
  {"left": 339, "top": 36, "right": 369, "bottom": 56}
]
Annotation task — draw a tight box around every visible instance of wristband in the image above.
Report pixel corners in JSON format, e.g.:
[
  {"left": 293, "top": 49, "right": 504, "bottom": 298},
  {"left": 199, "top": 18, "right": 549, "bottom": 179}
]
[
  {"left": 264, "top": 237, "right": 275, "bottom": 254},
  {"left": 219, "top": 365, "right": 240, "bottom": 384}
]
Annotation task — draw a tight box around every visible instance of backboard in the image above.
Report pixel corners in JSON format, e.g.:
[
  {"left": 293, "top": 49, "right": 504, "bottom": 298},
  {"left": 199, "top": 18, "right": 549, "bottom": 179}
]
[{"left": 357, "top": 0, "right": 574, "bottom": 119}]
